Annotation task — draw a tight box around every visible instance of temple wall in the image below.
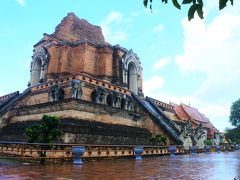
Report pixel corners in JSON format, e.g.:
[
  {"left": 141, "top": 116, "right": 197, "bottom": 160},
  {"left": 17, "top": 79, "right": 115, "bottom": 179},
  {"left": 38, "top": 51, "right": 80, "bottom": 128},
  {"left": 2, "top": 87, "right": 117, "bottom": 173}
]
[
  {"left": 11, "top": 99, "right": 146, "bottom": 131},
  {"left": 71, "top": 46, "right": 85, "bottom": 74},
  {"left": 45, "top": 43, "right": 120, "bottom": 83},
  {"left": 84, "top": 45, "right": 98, "bottom": 76},
  {"left": 98, "top": 47, "right": 113, "bottom": 79},
  {"left": 1, "top": 96, "right": 175, "bottom": 145}
]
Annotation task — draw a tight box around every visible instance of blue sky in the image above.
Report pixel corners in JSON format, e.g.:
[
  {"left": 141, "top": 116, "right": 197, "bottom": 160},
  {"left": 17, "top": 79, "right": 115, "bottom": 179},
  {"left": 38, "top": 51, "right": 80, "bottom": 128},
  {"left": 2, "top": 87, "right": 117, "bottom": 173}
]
[{"left": 1, "top": 0, "right": 240, "bottom": 131}]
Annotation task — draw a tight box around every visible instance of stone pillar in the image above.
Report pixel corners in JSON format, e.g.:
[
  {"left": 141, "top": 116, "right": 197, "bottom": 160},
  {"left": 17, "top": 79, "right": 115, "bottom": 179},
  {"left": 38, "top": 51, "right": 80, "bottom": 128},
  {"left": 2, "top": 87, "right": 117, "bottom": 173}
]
[{"left": 40, "top": 65, "right": 44, "bottom": 80}]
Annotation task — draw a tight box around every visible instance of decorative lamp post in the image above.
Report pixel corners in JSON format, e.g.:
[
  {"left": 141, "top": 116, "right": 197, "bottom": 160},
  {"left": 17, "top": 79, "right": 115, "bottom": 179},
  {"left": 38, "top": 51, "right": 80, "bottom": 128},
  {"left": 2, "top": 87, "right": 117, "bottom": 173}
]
[
  {"left": 204, "top": 145, "right": 211, "bottom": 154},
  {"left": 169, "top": 145, "right": 176, "bottom": 157},
  {"left": 216, "top": 146, "right": 221, "bottom": 153},
  {"left": 134, "top": 147, "right": 144, "bottom": 160},
  {"left": 191, "top": 146, "right": 196, "bottom": 155},
  {"left": 72, "top": 146, "right": 85, "bottom": 165}
]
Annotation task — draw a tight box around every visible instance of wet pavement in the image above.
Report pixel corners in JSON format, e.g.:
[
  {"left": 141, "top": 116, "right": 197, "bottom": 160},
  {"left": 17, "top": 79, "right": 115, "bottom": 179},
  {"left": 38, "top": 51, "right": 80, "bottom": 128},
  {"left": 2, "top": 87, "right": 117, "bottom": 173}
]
[{"left": 0, "top": 151, "right": 239, "bottom": 180}]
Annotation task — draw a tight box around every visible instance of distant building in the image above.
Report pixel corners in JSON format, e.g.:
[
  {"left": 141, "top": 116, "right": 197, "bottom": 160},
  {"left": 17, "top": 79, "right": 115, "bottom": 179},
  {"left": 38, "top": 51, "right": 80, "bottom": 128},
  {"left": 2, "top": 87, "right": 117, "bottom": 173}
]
[{"left": 148, "top": 96, "right": 223, "bottom": 146}]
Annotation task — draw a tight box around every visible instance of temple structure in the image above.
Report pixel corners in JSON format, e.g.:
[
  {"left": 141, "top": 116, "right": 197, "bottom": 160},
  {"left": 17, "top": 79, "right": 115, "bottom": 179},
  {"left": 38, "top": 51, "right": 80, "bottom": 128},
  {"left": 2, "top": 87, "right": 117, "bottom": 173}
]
[{"left": 0, "top": 13, "right": 221, "bottom": 147}]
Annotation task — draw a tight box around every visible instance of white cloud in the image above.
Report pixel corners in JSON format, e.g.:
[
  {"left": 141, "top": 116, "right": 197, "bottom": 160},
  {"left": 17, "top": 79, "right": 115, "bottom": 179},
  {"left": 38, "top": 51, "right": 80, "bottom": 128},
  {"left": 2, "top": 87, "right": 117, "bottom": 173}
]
[
  {"left": 100, "top": 11, "right": 132, "bottom": 44},
  {"left": 144, "top": 9, "right": 159, "bottom": 15},
  {"left": 16, "top": 0, "right": 26, "bottom": 6},
  {"left": 143, "top": 75, "right": 165, "bottom": 97},
  {"left": 131, "top": 11, "right": 140, "bottom": 17},
  {"left": 175, "top": 13, "right": 240, "bottom": 102},
  {"left": 153, "top": 24, "right": 165, "bottom": 32},
  {"left": 166, "top": 8, "right": 240, "bottom": 131},
  {"left": 103, "top": 11, "right": 123, "bottom": 24},
  {"left": 152, "top": 57, "right": 172, "bottom": 70},
  {"left": 144, "top": 6, "right": 240, "bottom": 131}
]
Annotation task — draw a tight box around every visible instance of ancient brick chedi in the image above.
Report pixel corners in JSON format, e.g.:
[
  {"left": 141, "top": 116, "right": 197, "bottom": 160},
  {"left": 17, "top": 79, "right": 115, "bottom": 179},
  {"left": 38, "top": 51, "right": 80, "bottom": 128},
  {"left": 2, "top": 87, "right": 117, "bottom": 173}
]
[
  {"left": 0, "top": 13, "right": 221, "bottom": 147},
  {"left": 30, "top": 12, "right": 143, "bottom": 96}
]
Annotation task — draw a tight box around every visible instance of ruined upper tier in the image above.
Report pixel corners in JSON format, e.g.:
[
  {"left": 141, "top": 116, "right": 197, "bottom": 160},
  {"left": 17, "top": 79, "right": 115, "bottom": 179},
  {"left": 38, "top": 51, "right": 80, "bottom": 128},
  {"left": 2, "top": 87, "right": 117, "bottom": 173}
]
[{"left": 51, "top": 12, "right": 105, "bottom": 44}]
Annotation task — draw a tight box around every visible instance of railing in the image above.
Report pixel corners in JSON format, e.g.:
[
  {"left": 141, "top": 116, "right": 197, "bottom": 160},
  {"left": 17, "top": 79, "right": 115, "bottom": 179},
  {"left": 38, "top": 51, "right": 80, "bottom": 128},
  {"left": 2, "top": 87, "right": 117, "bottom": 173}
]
[
  {"left": 147, "top": 97, "right": 174, "bottom": 110},
  {"left": 31, "top": 73, "right": 130, "bottom": 95},
  {"left": 0, "top": 91, "right": 19, "bottom": 102},
  {"left": 0, "top": 142, "right": 186, "bottom": 162}
]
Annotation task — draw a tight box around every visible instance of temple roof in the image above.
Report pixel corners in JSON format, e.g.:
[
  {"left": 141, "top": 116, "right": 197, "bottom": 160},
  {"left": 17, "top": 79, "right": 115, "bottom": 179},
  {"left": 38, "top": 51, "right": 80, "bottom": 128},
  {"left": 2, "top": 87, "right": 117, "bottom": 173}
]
[
  {"left": 51, "top": 12, "right": 105, "bottom": 44},
  {"left": 181, "top": 104, "right": 208, "bottom": 123},
  {"left": 174, "top": 104, "right": 190, "bottom": 121},
  {"left": 174, "top": 103, "right": 218, "bottom": 131}
]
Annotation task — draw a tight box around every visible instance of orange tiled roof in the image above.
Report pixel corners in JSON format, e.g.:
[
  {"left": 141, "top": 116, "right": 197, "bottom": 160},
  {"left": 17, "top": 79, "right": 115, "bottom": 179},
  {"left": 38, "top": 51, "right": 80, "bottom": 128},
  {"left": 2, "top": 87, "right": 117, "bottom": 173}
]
[
  {"left": 174, "top": 103, "right": 219, "bottom": 132},
  {"left": 181, "top": 104, "right": 208, "bottom": 123},
  {"left": 174, "top": 105, "right": 190, "bottom": 121}
]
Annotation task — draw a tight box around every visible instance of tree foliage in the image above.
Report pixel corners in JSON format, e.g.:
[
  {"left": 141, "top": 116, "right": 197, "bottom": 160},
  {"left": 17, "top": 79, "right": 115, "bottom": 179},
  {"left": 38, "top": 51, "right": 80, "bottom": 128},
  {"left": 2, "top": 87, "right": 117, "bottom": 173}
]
[
  {"left": 225, "top": 127, "right": 240, "bottom": 144},
  {"left": 25, "top": 115, "right": 62, "bottom": 163},
  {"left": 149, "top": 134, "right": 167, "bottom": 145},
  {"left": 225, "top": 99, "right": 240, "bottom": 145},
  {"left": 25, "top": 115, "right": 62, "bottom": 143},
  {"left": 204, "top": 139, "right": 213, "bottom": 145},
  {"left": 143, "top": 0, "right": 234, "bottom": 21},
  {"left": 229, "top": 98, "right": 240, "bottom": 128}
]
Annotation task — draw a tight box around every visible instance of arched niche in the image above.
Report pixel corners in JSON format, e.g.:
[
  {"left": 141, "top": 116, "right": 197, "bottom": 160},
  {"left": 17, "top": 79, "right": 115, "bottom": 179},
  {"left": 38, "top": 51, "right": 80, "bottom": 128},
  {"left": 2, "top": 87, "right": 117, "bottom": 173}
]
[
  {"left": 122, "top": 49, "right": 142, "bottom": 95},
  {"left": 30, "top": 46, "right": 50, "bottom": 86},
  {"left": 128, "top": 62, "right": 138, "bottom": 94},
  {"left": 31, "top": 59, "right": 42, "bottom": 86}
]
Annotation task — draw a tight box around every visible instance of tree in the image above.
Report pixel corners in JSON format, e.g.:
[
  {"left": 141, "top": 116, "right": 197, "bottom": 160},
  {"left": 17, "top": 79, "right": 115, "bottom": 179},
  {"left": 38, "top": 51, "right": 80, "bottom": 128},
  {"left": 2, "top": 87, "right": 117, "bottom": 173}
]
[
  {"left": 229, "top": 98, "right": 240, "bottom": 128},
  {"left": 143, "top": 0, "right": 234, "bottom": 21},
  {"left": 204, "top": 139, "right": 213, "bottom": 146},
  {"left": 25, "top": 115, "right": 62, "bottom": 163},
  {"left": 225, "top": 99, "right": 240, "bottom": 144},
  {"left": 225, "top": 127, "right": 240, "bottom": 144},
  {"left": 149, "top": 134, "right": 167, "bottom": 145}
]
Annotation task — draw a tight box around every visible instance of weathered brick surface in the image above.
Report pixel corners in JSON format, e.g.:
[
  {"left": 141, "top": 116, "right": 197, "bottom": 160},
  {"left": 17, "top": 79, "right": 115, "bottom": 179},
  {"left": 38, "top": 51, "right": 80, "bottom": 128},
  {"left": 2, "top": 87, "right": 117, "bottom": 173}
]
[
  {"left": 33, "top": 13, "right": 131, "bottom": 87},
  {"left": 45, "top": 43, "right": 122, "bottom": 84},
  {"left": 6, "top": 98, "right": 175, "bottom": 145},
  {"left": 53, "top": 12, "right": 105, "bottom": 44}
]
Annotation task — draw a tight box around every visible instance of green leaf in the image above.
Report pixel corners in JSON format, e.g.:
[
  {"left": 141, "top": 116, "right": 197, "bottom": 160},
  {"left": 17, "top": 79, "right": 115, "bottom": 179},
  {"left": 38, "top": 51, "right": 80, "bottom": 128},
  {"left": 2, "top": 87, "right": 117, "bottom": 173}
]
[
  {"left": 197, "top": 5, "right": 204, "bottom": 19},
  {"left": 172, "top": 0, "right": 181, "bottom": 9},
  {"left": 162, "top": 0, "right": 168, "bottom": 3},
  {"left": 188, "top": 4, "right": 199, "bottom": 21},
  {"left": 197, "top": 0, "right": 203, "bottom": 6},
  {"left": 182, "top": 0, "right": 192, "bottom": 4},
  {"left": 219, "top": 0, "right": 228, "bottom": 10},
  {"left": 230, "top": 0, "right": 233, "bottom": 5},
  {"left": 143, "top": 0, "right": 148, "bottom": 8}
]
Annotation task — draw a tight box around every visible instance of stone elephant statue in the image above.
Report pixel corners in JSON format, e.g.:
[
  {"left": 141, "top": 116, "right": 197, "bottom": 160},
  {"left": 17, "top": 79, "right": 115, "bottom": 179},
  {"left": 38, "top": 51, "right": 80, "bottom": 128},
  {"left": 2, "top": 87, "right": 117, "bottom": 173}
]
[
  {"left": 70, "top": 80, "right": 85, "bottom": 99},
  {"left": 48, "top": 84, "right": 65, "bottom": 102}
]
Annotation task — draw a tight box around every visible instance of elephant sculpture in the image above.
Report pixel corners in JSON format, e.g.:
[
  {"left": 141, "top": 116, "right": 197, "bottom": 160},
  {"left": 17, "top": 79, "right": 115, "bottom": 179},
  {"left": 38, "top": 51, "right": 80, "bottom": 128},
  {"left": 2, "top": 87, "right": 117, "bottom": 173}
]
[
  {"left": 120, "top": 94, "right": 133, "bottom": 111},
  {"left": 112, "top": 91, "right": 121, "bottom": 108},
  {"left": 91, "top": 86, "right": 106, "bottom": 104},
  {"left": 70, "top": 80, "right": 84, "bottom": 99},
  {"left": 48, "top": 84, "right": 65, "bottom": 102}
]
